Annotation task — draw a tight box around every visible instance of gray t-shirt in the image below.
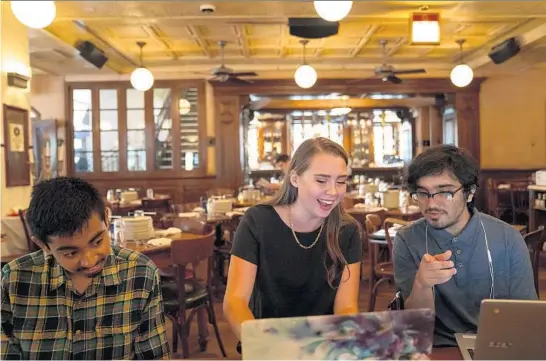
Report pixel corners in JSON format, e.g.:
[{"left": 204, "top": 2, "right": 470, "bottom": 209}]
[{"left": 393, "top": 209, "right": 537, "bottom": 346}]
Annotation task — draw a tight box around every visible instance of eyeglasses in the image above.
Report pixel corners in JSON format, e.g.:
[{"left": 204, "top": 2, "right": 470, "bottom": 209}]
[{"left": 411, "top": 186, "right": 464, "bottom": 204}]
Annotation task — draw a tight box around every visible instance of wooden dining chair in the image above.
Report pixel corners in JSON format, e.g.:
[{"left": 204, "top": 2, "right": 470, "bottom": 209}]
[
  {"left": 160, "top": 231, "right": 227, "bottom": 359},
  {"left": 367, "top": 217, "right": 410, "bottom": 312}
]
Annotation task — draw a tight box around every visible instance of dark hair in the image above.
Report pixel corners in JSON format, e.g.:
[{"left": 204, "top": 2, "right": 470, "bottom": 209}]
[
  {"left": 406, "top": 145, "right": 479, "bottom": 194},
  {"left": 275, "top": 154, "right": 290, "bottom": 164},
  {"left": 26, "top": 177, "right": 106, "bottom": 243}
]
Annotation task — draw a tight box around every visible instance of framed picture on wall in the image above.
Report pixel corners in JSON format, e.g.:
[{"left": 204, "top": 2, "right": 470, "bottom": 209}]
[{"left": 3, "top": 104, "right": 30, "bottom": 187}]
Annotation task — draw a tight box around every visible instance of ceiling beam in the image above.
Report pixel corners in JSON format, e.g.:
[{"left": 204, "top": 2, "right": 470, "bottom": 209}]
[
  {"left": 185, "top": 25, "right": 211, "bottom": 58},
  {"left": 253, "top": 97, "right": 435, "bottom": 111},
  {"left": 350, "top": 25, "right": 380, "bottom": 57},
  {"left": 143, "top": 25, "right": 179, "bottom": 60},
  {"left": 232, "top": 25, "right": 250, "bottom": 58}
]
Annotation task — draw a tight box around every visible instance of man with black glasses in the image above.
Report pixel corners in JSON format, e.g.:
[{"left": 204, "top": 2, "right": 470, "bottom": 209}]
[{"left": 393, "top": 145, "right": 536, "bottom": 347}]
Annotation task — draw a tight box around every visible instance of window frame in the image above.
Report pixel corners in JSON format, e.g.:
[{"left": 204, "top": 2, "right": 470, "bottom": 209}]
[{"left": 66, "top": 80, "right": 207, "bottom": 180}]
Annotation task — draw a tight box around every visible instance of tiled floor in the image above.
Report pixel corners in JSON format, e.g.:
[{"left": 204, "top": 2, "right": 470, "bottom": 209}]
[{"left": 168, "top": 254, "right": 546, "bottom": 359}]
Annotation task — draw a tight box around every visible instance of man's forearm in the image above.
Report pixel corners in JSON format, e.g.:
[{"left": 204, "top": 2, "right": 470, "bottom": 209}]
[{"left": 405, "top": 280, "right": 435, "bottom": 310}]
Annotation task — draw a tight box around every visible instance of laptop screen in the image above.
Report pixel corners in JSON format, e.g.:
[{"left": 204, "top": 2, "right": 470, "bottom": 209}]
[{"left": 242, "top": 309, "right": 435, "bottom": 360}]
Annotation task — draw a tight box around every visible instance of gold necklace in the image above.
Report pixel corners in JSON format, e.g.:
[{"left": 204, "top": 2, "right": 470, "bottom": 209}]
[{"left": 288, "top": 205, "right": 324, "bottom": 249}]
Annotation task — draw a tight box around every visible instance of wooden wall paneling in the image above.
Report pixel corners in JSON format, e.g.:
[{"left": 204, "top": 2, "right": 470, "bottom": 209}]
[
  {"left": 214, "top": 95, "right": 243, "bottom": 189},
  {"left": 455, "top": 91, "right": 481, "bottom": 165}
]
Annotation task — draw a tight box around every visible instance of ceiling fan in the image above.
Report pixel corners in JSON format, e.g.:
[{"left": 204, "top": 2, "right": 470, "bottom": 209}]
[
  {"left": 357, "top": 40, "right": 427, "bottom": 84},
  {"left": 197, "top": 40, "right": 258, "bottom": 84}
]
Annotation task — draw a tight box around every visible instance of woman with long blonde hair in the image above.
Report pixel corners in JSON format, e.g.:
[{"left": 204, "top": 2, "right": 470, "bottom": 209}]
[{"left": 223, "top": 137, "right": 362, "bottom": 340}]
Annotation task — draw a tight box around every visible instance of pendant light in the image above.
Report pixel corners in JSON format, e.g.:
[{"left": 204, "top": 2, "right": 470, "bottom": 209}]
[
  {"left": 314, "top": 1, "right": 353, "bottom": 22},
  {"left": 10, "top": 1, "right": 56, "bottom": 29},
  {"left": 450, "top": 39, "right": 474, "bottom": 88},
  {"left": 294, "top": 40, "right": 317, "bottom": 89},
  {"left": 130, "top": 42, "right": 154, "bottom": 92}
]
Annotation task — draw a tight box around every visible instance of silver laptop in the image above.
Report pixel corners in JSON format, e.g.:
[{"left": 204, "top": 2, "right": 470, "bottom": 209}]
[
  {"left": 456, "top": 299, "right": 546, "bottom": 360},
  {"left": 241, "top": 309, "right": 434, "bottom": 360}
]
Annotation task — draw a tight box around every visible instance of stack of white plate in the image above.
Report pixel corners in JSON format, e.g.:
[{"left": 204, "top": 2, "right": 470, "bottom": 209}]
[{"left": 122, "top": 216, "right": 154, "bottom": 241}]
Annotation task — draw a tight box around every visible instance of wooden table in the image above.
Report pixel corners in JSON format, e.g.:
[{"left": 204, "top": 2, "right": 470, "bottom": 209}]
[{"left": 123, "top": 232, "right": 201, "bottom": 268}]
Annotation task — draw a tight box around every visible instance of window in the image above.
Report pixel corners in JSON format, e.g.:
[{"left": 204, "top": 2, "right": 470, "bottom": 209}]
[
  {"left": 73, "top": 89, "right": 93, "bottom": 172},
  {"left": 126, "top": 89, "right": 146, "bottom": 171},
  {"left": 99, "top": 89, "right": 119, "bottom": 172},
  {"left": 179, "top": 88, "right": 199, "bottom": 171},
  {"left": 291, "top": 110, "right": 343, "bottom": 153},
  {"left": 154, "top": 88, "right": 172, "bottom": 170},
  {"left": 70, "top": 82, "right": 205, "bottom": 176}
]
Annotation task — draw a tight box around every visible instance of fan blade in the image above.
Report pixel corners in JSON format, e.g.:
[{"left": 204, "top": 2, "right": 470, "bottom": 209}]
[
  {"left": 192, "top": 72, "right": 213, "bottom": 76},
  {"left": 387, "top": 75, "right": 403, "bottom": 84},
  {"left": 228, "top": 76, "right": 253, "bottom": 85},
  {"left": 391, "top": 69, "right": 426, "bottom": 75},
  {"left": 231, "top": 72, "right": 258, "bottom": 77}
]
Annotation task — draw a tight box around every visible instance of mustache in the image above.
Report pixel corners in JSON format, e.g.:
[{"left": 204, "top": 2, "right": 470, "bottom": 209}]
[{"left": 426, "top": 208, "right": 446, "bottom": 213}]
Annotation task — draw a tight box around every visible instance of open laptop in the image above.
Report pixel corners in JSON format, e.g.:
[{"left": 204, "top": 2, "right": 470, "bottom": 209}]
[
  {"left": 241, "top": 309, "right": 434, "bottom": 360},
  {"left": 455, "top": 299, "right": 546, "bottom": 360}
]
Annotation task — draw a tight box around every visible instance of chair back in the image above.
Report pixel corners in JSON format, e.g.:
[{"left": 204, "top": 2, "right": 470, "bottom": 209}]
[
  {"left": 523, "top": 226, "right": 545, "bottom": 296},
  {"left": 141, "top": 198, "right": 172, "bottom": 214},
  {"left": 365, "top": 213, "right": 383, "bottom": 235},
  {"left": 383, "top": 218, "right": 411, "bottom": 255},
  {"left": 173, "top": 217, "right": 210, "bottom": 235},
  {"left": 18, "top": 209, "right": 39, "bottom": 253}
]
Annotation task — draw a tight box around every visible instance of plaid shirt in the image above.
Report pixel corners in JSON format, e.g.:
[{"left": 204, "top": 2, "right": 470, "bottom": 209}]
[{"left": 1, "top": 246, "right": 171, "bottom": 360}]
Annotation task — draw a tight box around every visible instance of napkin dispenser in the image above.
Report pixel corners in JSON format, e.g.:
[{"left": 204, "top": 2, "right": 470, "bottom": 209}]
[
  {"left": 536, "top": 170, "right": 546, "bottom": 186},
  {"left": 207, "top": 197, "right": 233, "bottom": 214},
  {"left": 382, "top": 190, "right": 400, "bottom": 209}
]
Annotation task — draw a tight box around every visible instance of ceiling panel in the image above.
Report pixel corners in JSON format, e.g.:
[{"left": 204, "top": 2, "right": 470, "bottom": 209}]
[{"left": 23, "top": 1, "right": 546, "bottom": 79}]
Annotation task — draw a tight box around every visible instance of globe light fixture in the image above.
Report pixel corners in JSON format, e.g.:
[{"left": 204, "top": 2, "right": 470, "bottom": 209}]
[
  {"left": 130, "top": 42, "right": 154, "bottom": 92},
  {"left": 295, "top": 65, "right": 317, "bottom": 89},
  {"left": 450, "top": 64, "right": 473, "bottom": 88},
  {"left": 294, "top": 40, "right": 317, "bottom": 89},
  {"left": 313, "top": 1, "right": 353, "bottom": 22},
  {"left": 179, "top": 98, "right": 191, "bottom": 115},
  {"left": 450, "top": 39, "right": 474, "bottom": 88},
  {"left": 11, "top": 1, "right": 56, "bottom": 29}
]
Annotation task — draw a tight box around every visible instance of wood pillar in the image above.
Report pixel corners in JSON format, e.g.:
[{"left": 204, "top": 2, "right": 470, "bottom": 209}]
[
  {"left": 415, "top": 106, "right": 431, "bottom": 155},
  {"left": 429, "top": 106, "right": 443, "bottom": 146},
  {"left": 454, "top": 91, "right": 480, "bottom": 165},
  {"left": 215, "top": 95, "right": 243, "bottom": 189}
]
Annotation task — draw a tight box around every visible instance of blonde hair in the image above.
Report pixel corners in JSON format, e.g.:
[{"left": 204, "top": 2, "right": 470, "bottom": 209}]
[{"left": 266, "top": 137, "right": 360, "bottom": 287}]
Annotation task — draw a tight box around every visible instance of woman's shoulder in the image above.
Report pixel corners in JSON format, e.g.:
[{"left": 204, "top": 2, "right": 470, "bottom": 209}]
[{"left": 243, "top": 204, "right": 277, "bottom": 222}]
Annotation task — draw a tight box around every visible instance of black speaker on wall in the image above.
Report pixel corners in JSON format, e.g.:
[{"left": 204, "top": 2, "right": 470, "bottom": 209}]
[
  {"left": 75, "top": 40, "right": 108, "bottom": 69},
  {"left": 488, "top": 37, "right": 521, "bottom": 65},
  {"left": 288, "top": 17, "right": 339, "bottom": 39}
]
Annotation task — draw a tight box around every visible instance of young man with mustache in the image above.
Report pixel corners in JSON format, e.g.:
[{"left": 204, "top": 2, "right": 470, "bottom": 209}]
[
  {"left": 1, "top": 177, "right": 170, "bottom": 359},
  {"left": 393, "top": 145, "right": 537, "bottom": 347}
]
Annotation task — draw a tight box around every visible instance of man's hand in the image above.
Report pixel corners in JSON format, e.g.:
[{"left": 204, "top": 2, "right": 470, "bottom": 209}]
[{"left": 414, "top": 250, "right": 457, "bottom": 289}]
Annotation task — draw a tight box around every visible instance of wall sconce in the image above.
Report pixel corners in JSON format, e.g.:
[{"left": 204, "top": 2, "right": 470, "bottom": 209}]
[
  {"left": 410, "top": 11, "right": 441, "bottom": 45},
  {"left": 7, "top": 72, "right": 30, "bottom": 89}
]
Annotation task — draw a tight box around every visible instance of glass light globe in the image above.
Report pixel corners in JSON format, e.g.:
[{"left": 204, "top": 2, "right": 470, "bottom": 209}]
[
  {"left": 314, "top": 1, "right": 353, "bottom": 22},
  {"left": 179, "top": 98, "right": 191, "bottom": 115},
  {"left": 130, "top": 67, "right": 154, "bottom": 91},
  {"left": 294, "top": 64, "right": 317, "bottom": 89},
  {"left": 11, "top": 1, "right": 56, "bottom": 29},
  {"left": 450, "top": 64, "right": 474, "bottom": 88}
]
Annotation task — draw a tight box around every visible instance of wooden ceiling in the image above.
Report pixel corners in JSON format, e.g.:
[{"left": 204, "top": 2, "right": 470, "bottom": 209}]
[{"left": 27, "top": 1, "right": 546, "bottom": 80}]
